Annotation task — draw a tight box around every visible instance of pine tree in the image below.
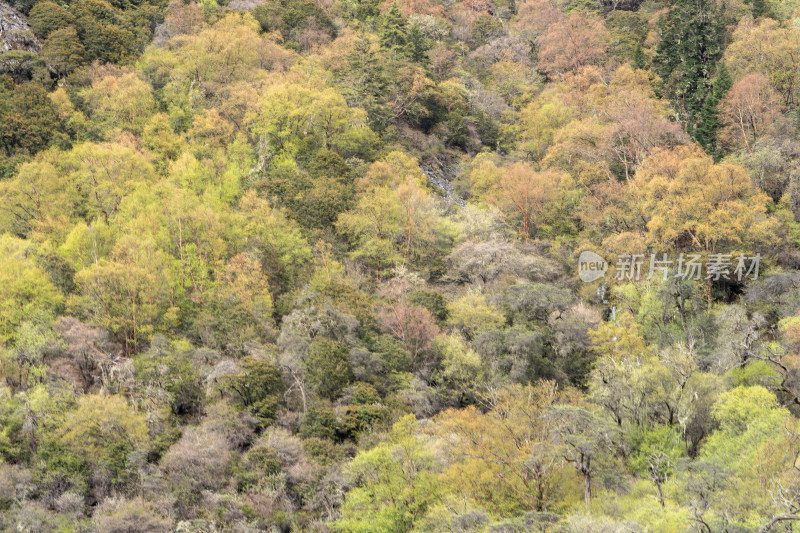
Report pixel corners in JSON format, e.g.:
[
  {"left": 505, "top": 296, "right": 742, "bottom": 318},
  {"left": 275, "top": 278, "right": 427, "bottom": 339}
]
[
  {"left": 712, "top": 60, "right": 732, "bottom": 100},
  {"left": 355, "top": 0, "right": 381, "bottom": 20},
  {"left": 694, "top": 61, "right": 732, "bottom": 159},
  {"left": 653, "top": 0, "right": 726, "bottom": 130},
  {"left": 379, "top": 2, "right": 408, "bottom": 54},
  {"left": 338, "top": 37, "right": 392, "bottom": 131},
  {"left": 695, "top": 95, "right": 720, "bottom": 157},
  {"left": 632, "top": 42, "right": 647, "bottom": 71},
  {"left": 746, "top": 0, "right": 767, "bottom": 17},
  {"left": 407, "top": 22, "right": 429, "bottom": 63}
]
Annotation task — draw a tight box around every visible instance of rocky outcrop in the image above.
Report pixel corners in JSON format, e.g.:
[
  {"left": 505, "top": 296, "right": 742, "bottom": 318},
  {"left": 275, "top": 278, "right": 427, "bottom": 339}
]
[
  {"left": 0, "top": 1, "right": 39, "bottom": 54},
  {"left": 421, "top": 162, "right": 465, "bottom": 207}
]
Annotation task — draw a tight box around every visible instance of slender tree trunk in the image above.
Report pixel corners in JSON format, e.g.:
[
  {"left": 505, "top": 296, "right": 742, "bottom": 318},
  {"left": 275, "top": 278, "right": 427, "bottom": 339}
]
[
  {"left": 583, "top": 467, "right": 591, "bottom": 510},
  {"left": 653, "top": 476, "right": 665, "bottom": 507}
]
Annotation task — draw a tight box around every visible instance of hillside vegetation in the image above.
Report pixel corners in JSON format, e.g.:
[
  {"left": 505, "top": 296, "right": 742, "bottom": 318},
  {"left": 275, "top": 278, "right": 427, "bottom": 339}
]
[{"left": 2, "top": 0, "right": 800, "bottom": 531}]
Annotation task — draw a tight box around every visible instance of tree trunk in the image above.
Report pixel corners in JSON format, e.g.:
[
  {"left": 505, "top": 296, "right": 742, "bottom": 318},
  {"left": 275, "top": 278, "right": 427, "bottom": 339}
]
[
  {"left": 583, "top": 470, "right": 591, "bottom": 510},
  {"left": 654, "top": 477, "right": 665, "bottom": 507}
]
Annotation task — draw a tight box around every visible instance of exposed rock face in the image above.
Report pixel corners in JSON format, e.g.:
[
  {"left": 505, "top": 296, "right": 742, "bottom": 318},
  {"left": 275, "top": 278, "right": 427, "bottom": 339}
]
[
  {"left": 421, "top": 163, "right": 465, "bottom": 207},
  {"left": 0, "top": 1, "right": 39, "bottom": 53}
]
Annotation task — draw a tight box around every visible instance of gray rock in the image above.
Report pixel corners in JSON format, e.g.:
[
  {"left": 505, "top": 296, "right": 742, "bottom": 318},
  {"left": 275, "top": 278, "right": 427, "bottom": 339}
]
[{"left": 0, "top": 1, "right": 39, "bottom": 54}]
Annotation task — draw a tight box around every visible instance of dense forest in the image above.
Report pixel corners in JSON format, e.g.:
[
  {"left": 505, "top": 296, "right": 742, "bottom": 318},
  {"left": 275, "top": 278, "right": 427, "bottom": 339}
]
[{"left": 2, "top": 0, "right": 800, "bottom": 530}]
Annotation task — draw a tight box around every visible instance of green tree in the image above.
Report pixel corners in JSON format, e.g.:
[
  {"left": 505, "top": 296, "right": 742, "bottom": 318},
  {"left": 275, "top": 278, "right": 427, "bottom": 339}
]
[
  {"left": 632, "top": 42, "right": 647, "bottom": 70},
  {"left": 0, "top": 81, "right": 58, "bottom": 158},
  {"left": 68, "top": 235, "right": 176, "bottom": 354},
  {"left": 694, "top": 61, "right": 732, "bottom": 159},
  {"left": 58, "top": 394, "right": 149, "bottom": 491},
  {"left": 223, "top": 357, "right": 285, "bottom": 428},
  {"left": 305, "top": 338, "right": 353, "bottom": 400},
  {"left": 628, "top": 425, "right": 684, "bottom": 507},
  {"left": 133, "top": 341, "right": 204, "bottom": 418},
  {"left": 248, "top": 83, "right": 378, "bottom": 166},
  {"left": 447, "top": 293, "right": 505, "bottom": 340},
  {"left": 688, "top": 386, "right": 795, "bottom": 530},
  {"left": 746, "top": 0, "right": 767, "bottom": 17},
  {"left": 334, "top": 415, "right": 440, "bottom": 533},
  {"left": 251, "top": 0, "right": 336, "bottom": 49},
  {"left": 653, "top": 0, "right": 726, "bottom": 131},
  {"left": 408, "top": 290, "right": 448, "bottom": 322},
  {"left": 0, "top": 235, "right": 63, "bottom": 345},
  {"left": 407, "top": 22, "right": 429, "bottom": 63},
  {"left": 42, "top": 27, "right": 87, "bottom": 78},
  {"left": 337, "top": 187, "right": 403, "bottom": 275},
  {"left": 260, "top": 150, "right": 355, "bottom": 231},
  {"left": 71, "top": 2, "right": 139, "bottom": 64},
  {"left": 196, "top": 253, "right": 274, "bottom": 355},
  {"left": 380, "top": 2, "right": 408, "bottom": 54},
  {"left": 0, "top": 320, "right": 60, "bottom": 389},
  {"left": 354, "top": 0, "right": 381, "bottom": 20},
  {"left": 338, "top": 37, "right": 392, "bottom": 132},
  {"left": 550, "top": 403, "right": 617, "bottom": 509},
  {"left": 27, "top": 2, "right": 75, "bottom": 39},
  {"left": 234, "top": 190, "right": 312, "bottom": 296}
]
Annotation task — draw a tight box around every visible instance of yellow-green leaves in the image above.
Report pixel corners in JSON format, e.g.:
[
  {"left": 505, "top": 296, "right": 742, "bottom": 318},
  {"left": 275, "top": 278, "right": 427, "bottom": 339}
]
[
  {"left": 335, "top": 415, "right": 440, "bottom": 533},
  {"left": 447, "top": 293, "right": 505, "bottom": 339},
  {"left": 0, "top": 235, "right": 63, "bottom": 344},
  {"left": 632, "top": 146, "right": 779, "bottom": 253}
]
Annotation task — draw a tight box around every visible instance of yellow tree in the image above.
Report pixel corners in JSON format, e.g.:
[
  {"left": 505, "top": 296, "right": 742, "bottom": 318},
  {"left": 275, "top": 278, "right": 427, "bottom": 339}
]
[
  {"left": 0, "top": 235, "right": 64, "bottom": 345},
  {"left": 725, "top": 18, "right": 800, "bottom": 108},
  {"left": 516, "top": 96, "right": 574, "bottom": 162},
  {"left": 632, "top": 146, "right": 779, "bottom": 253},
  {"left": 69, "top": 234, "right": 177, "bottom": 353},
  {"left": 492, "top": 162, "right": 559, "bottom": 242},
  {"left": 0, "top": 140, "right": 157, "bottom": 240},
  {"left": 83, "top": 67, "right": 157, "bottom": 136},
  {"left": 334, "top": 415, "right": 440, "bottom": 533},
  {"left": 396, "top": 176, "right": 437, "bottom": 264},
  {"left": 431, "top": 382, "right": 572, "bottom": 514}
]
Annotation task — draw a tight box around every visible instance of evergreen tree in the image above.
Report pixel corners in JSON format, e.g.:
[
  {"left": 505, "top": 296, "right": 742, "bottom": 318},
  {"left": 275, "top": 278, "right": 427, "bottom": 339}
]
[
  {"left": 653, "top": 0, "right": 726, "bottom": 130},
  {"left": 407, "top": 22, "right": 429, "bottom": 63},
  {"left": 355, "top": 0, "right": 381, "bottom": 20},
  {"left": 42, "top": 26, "right": 87, "bottom": 78},
  {"left": 694, "top": 61, "right": 732, "bottom": 159},
  {"left": 632, "top": 42, "right": 647, "bottom": 70},
  {"left": 338, "top": 37, "right": 392, "bottom": 131},
  {"left": 379, "top": 2, "right": 408, "bottom": 54},
  {"left": 745, "top": 0, "right": 767, "bottom": 17},
  {"left": 712, "top": 60, "right": 733, "bottom": 100}
]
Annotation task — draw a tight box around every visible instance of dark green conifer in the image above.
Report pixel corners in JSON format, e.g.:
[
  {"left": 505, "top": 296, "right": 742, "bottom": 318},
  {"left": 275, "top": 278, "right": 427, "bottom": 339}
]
[
  {"left": 407, "top": 22, "right": 429, "bottom": 63},
  {"left": 653, "top": 0, "right": 726, "bottom": 129},
  {"left": 379, "top": 2, "right": 408, "bottom": 54},
  {"left": 632, "top": 42, "right": 647, "bottom": 70},
  {"left": 694, "top": 61, "right": 732, "bottom": 159}
]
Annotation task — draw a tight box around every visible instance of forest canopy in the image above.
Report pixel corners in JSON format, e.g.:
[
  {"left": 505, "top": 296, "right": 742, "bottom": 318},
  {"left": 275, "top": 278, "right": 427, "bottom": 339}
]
[{"left": 2, "top": 0, "right": 800, "bottom": 531}]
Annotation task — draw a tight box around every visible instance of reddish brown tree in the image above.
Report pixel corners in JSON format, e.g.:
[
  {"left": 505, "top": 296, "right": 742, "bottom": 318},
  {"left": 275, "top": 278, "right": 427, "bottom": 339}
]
[
  {"left": 378, "top": 302, "right": 440, "bottom": 371},
  {"left": 720, "top": 73, "right": 783, "bottom": 153},
  {"left": 537, "top": 12, "right": 609, "bottom": 77},
  {"left": 379, "top": 0, "right": 446, "bottom": 16}
]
